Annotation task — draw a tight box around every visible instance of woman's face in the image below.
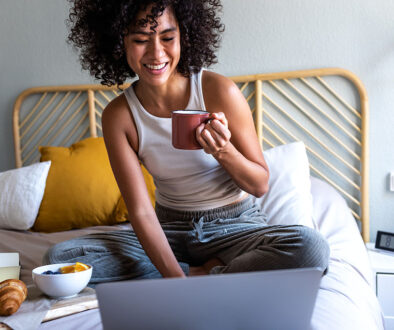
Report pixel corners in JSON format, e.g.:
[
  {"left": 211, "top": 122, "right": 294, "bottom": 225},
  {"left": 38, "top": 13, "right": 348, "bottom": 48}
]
[{"left": 124, "top": 7, "right": 181, "bottom": 87}]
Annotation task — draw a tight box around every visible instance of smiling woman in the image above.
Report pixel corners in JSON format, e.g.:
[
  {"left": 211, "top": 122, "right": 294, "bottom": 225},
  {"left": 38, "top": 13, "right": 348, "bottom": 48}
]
[
  {"left": 44, "top": 0, "right": 329, "bottom": 284},
  {"left": 67, "top": 0, "right": 224, "bottom": 87}
]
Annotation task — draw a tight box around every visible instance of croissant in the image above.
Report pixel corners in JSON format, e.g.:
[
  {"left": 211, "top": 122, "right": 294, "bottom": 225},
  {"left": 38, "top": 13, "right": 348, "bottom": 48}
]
[{"left": 0, "top": 279, "right": 28, "bottom": 316}]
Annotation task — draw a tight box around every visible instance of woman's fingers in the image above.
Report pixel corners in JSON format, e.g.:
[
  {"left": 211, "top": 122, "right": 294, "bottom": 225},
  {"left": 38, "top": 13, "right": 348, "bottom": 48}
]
[
  {"left": 210, "top": 112, "right": 228, "bottom": 128},
  {"left": 196, "top": 123, "right": 210, "bottom": 151},
  {"left": 207, "top": 119, "right": 231, "bottom": 141},
  {"left": 196, "top": 124, "right": 218, "bottom": 153},
  {"left": 203, "top": 123, "right": 227, "bottom": 148},
  {"left": 196, "top": 113, "right": 231, "bottom": 154},
  {"left": 202, "top": 128, "right": 219, "bottom": 149}
]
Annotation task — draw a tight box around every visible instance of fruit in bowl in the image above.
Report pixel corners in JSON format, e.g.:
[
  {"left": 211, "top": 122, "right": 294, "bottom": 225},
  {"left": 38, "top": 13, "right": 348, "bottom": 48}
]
[{"left": 32, "top": 262, "right": 92, "bottom": 298}]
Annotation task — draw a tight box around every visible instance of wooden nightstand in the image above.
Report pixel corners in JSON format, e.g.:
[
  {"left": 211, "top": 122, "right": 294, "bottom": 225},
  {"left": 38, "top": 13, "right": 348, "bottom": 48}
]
[{"left": 366, "top": 242, "right": 394, "bottom": 329}]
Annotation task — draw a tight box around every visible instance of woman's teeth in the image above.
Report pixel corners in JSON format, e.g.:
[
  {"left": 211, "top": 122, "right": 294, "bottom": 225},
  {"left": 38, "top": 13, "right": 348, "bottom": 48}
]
[{"left": 145, "top": 63, "right": 166, "bottom": 70}]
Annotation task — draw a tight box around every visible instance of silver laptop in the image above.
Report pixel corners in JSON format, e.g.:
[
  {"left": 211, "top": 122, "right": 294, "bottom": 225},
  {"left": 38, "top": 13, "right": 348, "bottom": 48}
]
[{"left": 96, "top": 267, "right": 323, "bottom": 330}]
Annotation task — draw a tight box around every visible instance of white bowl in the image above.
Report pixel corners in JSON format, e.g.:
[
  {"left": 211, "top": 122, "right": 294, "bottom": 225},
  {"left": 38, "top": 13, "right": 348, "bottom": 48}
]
[{"left": 32, "top": 263, "right": 93, "bottom": 298}]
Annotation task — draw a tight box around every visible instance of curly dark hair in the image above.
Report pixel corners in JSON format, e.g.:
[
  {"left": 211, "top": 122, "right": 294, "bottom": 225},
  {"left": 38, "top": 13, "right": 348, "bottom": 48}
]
[{"left": 67, "top": 0, "right": 224, "bottom": 86}]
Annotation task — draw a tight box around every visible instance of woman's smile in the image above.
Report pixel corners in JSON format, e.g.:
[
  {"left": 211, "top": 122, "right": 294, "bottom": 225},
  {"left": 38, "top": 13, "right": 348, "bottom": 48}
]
[{"left": 143, "top": 62, "right": 169, "bottom": 75}]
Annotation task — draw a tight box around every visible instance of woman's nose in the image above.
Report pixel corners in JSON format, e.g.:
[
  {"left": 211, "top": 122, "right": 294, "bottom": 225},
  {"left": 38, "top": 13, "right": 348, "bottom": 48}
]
[{"left": 148, "top": 39, "right": 165, "bottom": 58}]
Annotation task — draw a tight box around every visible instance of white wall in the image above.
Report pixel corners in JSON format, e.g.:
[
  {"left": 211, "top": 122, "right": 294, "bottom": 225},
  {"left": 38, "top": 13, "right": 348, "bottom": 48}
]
[{"left": 1, "top": 0, "right": 394, "bottom": 240}]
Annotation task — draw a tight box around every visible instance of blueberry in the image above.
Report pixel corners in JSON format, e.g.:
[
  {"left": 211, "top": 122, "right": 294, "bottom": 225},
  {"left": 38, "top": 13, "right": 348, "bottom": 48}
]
[
  {"left": 42, "top": 270, "right": 54, "bottom": 275},
  {"left": 54, "top": 271, "right": 61, "bottom": 275}
]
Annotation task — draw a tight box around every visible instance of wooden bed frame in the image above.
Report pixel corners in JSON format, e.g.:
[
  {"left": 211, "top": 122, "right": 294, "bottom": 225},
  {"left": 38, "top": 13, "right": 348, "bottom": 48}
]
[{"left": 12, "top": 68, "right": 369, "bottom": 241}]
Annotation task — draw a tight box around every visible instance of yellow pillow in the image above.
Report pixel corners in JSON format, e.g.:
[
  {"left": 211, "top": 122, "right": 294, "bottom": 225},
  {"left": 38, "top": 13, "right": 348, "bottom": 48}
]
[
  {"left": 114, "top": 164, "right": 156, "bottom": 222},
  {"left": 33, "top": 137, "right": 121, "bottom": 232},
  {"left": 33, "top": 137, "right": 155, "bottom": 232}
]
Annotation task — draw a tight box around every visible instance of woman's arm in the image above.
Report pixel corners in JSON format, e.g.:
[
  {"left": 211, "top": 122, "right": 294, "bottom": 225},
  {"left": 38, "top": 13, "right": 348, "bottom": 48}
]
[
  {"left": 102, "top": 96, "right": 186, "bottom": 278},
  {"left": 196, "top": 71, "right": 269, "bottom": 197}
]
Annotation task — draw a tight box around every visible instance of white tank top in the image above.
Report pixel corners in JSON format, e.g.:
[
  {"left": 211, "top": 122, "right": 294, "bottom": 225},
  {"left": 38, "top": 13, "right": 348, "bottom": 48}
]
[{"left": 123, "top": 69, "right": 246, "bottom": 210}]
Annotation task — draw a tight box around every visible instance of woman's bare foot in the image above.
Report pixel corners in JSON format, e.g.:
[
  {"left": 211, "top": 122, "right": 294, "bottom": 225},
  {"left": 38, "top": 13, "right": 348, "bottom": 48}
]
[
  {"left": 188, "top": 257, "right": 225, "bottom": 276},
  {"left": 202, "top": 257, "right": 225, "bottom": 273},
  {"left": 189, "top": 266, "right": 208, "bottom": 276}
]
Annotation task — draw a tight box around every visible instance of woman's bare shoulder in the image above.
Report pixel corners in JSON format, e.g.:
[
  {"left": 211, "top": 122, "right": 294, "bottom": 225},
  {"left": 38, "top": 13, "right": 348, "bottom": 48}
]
[
  {"left": 102, "top": 93, "right": 139, "bottom": 152},
  {"left": 202, "top": 70, "right": 245, "bottom": 113},
  {"left": 202, "top": 70, "right": 236, "bottom": 93},
  {"left": 102, "top": 94, "right": 130, "bottom": 125}
]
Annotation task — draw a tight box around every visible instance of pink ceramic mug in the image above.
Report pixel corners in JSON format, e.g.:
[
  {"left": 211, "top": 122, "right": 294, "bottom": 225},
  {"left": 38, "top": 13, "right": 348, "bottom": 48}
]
[{"left": 171, "top": 110, "right": 211, "bottom": 150}]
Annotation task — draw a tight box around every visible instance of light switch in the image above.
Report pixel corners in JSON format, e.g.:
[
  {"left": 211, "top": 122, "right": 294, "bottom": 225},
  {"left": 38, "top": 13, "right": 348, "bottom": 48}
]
[{"left": 390, "top": 172, "right": 394, "bottom": 192}]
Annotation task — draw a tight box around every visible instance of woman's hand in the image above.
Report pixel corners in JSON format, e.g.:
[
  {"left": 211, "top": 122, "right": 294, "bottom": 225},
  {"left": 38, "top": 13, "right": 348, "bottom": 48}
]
[{"left": 196, "top": 112, "right": 232, "bottom": 157}]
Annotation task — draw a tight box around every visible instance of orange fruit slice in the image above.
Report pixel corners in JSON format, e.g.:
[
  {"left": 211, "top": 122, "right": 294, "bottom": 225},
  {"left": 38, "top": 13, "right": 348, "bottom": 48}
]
[
  {"left": 75, "top": 262, "right": 90, "bottom": 272},
  {"left": 60, "top": 265, "right": 76, "bottom": 274},
  {"left": 60, "top": 262, "right": 90, "bottom": 274}
]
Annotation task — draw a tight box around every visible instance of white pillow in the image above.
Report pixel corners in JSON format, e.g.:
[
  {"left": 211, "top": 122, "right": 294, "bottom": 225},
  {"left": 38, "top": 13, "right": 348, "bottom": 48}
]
[
  {"left": 253, "top": 142, "right": 314, "bottom": 228},
  {"left": 0, "top": 161, "right": 51, "bottom": 230}
]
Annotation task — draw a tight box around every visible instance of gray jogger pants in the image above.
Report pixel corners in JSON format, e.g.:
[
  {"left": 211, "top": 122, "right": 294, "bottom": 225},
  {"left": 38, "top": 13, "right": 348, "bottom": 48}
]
[{"left": 44, "top": 197, "right": 330, "bottom": 284}]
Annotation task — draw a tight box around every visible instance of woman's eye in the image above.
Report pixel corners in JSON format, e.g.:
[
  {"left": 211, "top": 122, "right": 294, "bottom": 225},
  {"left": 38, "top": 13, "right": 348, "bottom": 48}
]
[
  {"left": 162, "top": 38, "right": 174, "bottom": 42},
  {"left": 133, "top": 40, "right": 148, "bottom": 44}
]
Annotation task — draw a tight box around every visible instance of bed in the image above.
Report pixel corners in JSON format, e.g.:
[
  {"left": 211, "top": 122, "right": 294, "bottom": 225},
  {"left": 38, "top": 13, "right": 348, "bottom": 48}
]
[{"left": 0, "top": 68, "right": 384, "bottom": 329}]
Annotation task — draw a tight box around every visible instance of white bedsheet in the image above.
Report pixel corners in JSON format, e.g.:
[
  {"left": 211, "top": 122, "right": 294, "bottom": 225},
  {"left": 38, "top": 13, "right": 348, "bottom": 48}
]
[
  {"left": 310, "top": 177, "right": 383, "bottom": 330},
  {"left": 0, "top": 177, "right": 384, "bottom": 329}
]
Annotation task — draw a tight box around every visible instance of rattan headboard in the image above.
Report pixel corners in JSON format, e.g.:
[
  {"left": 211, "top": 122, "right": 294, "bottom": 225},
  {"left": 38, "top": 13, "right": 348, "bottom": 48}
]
[{"left": 13, "top": 68, "right": 369, "bottom": 241}]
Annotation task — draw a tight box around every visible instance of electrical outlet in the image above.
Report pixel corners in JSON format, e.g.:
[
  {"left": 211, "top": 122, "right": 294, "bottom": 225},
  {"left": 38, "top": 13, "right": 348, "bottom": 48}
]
[{"left": 390, "top": 172, "right": 394, "bottom": 192}]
